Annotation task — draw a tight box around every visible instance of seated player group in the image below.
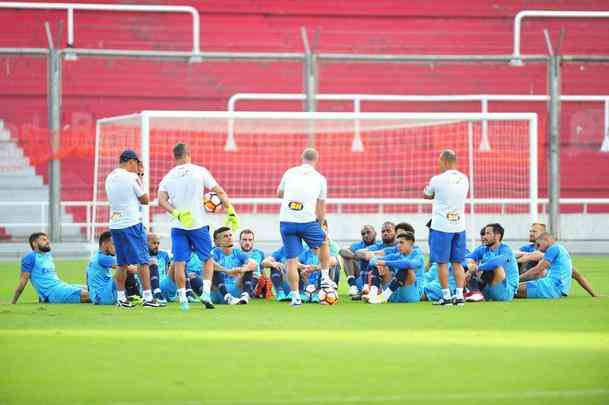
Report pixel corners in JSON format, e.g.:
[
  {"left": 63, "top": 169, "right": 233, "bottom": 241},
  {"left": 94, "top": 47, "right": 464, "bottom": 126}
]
[{"left": 11, "top": 146, "right": 597, "bottom": 307}]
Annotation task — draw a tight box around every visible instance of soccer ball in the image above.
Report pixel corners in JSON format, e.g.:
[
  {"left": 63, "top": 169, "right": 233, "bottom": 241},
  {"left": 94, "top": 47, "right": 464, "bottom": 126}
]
[
  {"left": 318, "top": 287, "right": 338, "bottom": 305},
  {"left": 203, "top": 192, "right": 222, "bottom": 213}
]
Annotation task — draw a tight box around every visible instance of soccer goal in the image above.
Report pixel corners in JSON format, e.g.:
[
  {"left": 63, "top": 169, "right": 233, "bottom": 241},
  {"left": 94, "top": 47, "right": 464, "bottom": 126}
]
[{"left": 93, "top": 111, "right": 538, "bottom": 246}]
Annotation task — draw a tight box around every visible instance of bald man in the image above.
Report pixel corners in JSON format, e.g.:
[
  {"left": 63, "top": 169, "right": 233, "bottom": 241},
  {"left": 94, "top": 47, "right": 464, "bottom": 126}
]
[
  {"left": 277, "top": 148, "right": 332, "bottom": 306},
  {"left": 423, "top": 149, "right": 469, "bottom": 306}
]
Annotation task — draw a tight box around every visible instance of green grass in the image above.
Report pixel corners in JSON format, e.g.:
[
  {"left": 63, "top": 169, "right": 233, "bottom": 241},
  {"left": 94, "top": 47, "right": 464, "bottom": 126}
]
[{"left": 1, "top": 257, "right": 609, "bottom": 404}]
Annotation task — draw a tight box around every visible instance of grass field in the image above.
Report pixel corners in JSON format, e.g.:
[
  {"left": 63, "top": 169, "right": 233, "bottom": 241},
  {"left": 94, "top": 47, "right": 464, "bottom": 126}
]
[{"left": 1, "top": 256, "right": 608, "bottom": 404}]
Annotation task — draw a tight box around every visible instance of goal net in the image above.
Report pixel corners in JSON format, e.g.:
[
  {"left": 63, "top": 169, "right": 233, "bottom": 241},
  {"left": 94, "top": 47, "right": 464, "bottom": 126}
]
[{"left": 93, "top": 111, "right": 538, "bottom": 247}]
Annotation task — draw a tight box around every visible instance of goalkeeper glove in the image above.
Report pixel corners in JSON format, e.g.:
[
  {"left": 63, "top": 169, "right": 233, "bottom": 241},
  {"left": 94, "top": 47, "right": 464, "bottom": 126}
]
[
  {"left": 224, "top": 205, "right": 240, "bottom": 231},
  {"left": 171, "top": 209, "right": 193, "bottom": 228}
]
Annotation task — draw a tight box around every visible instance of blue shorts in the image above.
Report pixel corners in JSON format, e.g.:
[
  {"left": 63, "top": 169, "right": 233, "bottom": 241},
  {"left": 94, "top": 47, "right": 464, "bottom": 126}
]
[
  {"left": 482, "top": 279, "right": 515, "bottom": 301},
  {"left": 526, "top": 277, "right": 562, "bottom": 299},
  {"left": 45, "top": 283, "right": 83, "bottom": 304},
  {"left": 111, "top": 223, "right": 149, "bottom": 266},
  {"left": 160, "top": 276, "right": 177, "bottom": 302},
  {"left": 388, "top": 283, "right": 423, "bottom": 303},
  {"left": 90, "top": 280, "right": 117, "bottom": 305},
  {"left": 280, "top": 221, "right": 326, "bottom": 259},
  {"left": 171, "top": 226, "right": 212, "bottom": 263},
  {"left": 429, "top": 229, "right": 467, "bottom": 264}
]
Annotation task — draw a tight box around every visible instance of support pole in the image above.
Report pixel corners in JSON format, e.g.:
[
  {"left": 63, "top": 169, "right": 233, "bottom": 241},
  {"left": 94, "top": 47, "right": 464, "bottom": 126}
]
[
  {"left": 301, "top": 27, "right": 317, "bottom": 147},
  {"left": 546, "top": 30, "right": 562, "bottom": 238},
  {"left": 46, "top": 22, "right": 62, "bottom": 242}
]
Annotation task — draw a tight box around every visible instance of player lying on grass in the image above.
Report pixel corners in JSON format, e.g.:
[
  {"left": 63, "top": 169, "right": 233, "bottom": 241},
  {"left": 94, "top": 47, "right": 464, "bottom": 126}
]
[
  {"left": 262, "top": 245, "right": 292, "bottom": 301},
  {"left": 158, "top": 142, "right": 238, "bottom": 311},
  {"left": 465, "top": 223, "right": 518, "bottom": 302},
  {"left": 366, "top": 232, "right": 426, "bottom": 304},
  {"left": 12, "top": 232, "right": 89, "bottom": 304},
  {"left": 339, "top": 224, "right": 378, "bottom": 297},
  {"left": 516, "top": 232, "right": 572, "bottom": 299},
  {"left": 236, "top": 229, "right": 269, "bottom": 299},
  {"left": 516, "top": 223, "right": 597, "bottom": 297},
  {"left": 210, "top": 226, "right": 257, "bottom": 305}
]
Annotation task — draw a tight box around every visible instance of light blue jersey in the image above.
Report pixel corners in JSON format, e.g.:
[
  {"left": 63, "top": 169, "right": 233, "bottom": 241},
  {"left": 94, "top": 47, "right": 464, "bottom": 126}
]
[
  {"left": 520, "top": 243, "right": 536, "bottom": 253},
  {"left": 211, "top": 247, "right": 250, "bottom": 290},
  {"left": 86, "top": 251, "right": 116, "bottom": 304},
  {"left": 21, "top": 251, "right": 82, "bottom": 304},
  {"left": 467, "top": 243, "right": 519, "bottom": 291},
  {"left": 21, "top": 252, "right": 61, "bottom": 300},
  {"left": 383, "top": 248, "right": 426, "bottom": 302},
  {"left": 186, "top": 252, "right": 203, "bottom": 275},
  {"left": 153, "top": 250, "right": 171, "bottom": 278},
  {"left": 544, "top": 243, "right": 573, "bottom": 295},
  {"left": 271, "top": 246, "right": 288, "bottom": 263},
  {"left": 237, "top": 248, "right": 266, "bottom": 278},
  {"left": 299, "top": 247, "right": 321, "bottom": 287}
]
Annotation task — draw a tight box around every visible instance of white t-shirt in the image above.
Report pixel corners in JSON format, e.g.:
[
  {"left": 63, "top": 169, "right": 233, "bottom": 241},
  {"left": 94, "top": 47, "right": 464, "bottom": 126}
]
[
  {"left": 424, "top": 169, "right": 469, "bottom": 233},
  {"left": 278, "top": 164, "right": 327, "bottom": 223},
  {"left": 105, "top": 168, "right": 145, "bottom": 229},
  {"left": 158, "top": 163, "right": 218, "bottom": 230}
]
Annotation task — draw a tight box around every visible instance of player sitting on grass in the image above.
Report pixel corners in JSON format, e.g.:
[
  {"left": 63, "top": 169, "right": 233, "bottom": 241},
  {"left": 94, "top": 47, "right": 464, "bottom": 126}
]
[
  {"left": 210, "top": 227, "right": 258, "bottom": 305},
  {"left": 516, "top": 232, "right": 572, "bottom": 299},
  {"left": 86, "top": 231, "right": 119, "bottom": 305},
  {"left": 147, "top": 233, "right": 171, "bottom": 304},
  {"left": 12, "top": 232, "right": 89, "bottom": 304},
  {"left": 367, "top": 232, "right": 425, "bottom": 304},
  {"left": 339, "top": 224, "right": 378, "bottom": 297},
  {"left": 236, "top": 229, "right": 268, "bottom": 298},
  {"left": 516, "top": 223, "right": 597, "bottom": 297},
  {"left": 321, "top": 219, "right": 341, "bottom": 288},
  {"left": 465, "top": 223, "right": 518, "bottom": 302},
  {"left": 298, "top": 246, "right": 323, "bottom": 303},
  {"left": 354, "top": 221, "right": 397, "bottom": 296},
  {"left": 262, "top": 246, "right": 292, "bottom": 301}
]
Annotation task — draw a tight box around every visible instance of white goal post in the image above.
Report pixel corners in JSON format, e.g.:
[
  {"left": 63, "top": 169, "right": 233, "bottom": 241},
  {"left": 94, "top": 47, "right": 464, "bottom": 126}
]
[{"left": 93, "top": 111, "right": 538, "bottom": 247}]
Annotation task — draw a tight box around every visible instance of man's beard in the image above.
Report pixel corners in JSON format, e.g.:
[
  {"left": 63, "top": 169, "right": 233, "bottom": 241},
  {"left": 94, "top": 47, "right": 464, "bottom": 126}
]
[
  {"left": 149, "top": 248, "right": 158, "bottom": 256},
  {"left": 39, "top": 245, "right": 51, "bottom": 252}
]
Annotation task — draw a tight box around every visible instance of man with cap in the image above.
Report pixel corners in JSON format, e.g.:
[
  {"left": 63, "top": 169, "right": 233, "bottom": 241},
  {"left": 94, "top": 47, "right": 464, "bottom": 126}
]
[{"left": 104, "top": 149, "right": 160, "bottom": 308}]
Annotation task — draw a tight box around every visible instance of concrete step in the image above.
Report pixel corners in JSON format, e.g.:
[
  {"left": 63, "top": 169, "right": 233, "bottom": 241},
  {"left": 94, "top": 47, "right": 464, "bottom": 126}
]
[
  {"left": 0, "top": 167, "right": 36, "bottom": 177},
  {"left": 0, "top": 176, "right": 43, "bottom": 187},
  {"left": 0, "top": 187, "right": 49, "bottom": 200}
]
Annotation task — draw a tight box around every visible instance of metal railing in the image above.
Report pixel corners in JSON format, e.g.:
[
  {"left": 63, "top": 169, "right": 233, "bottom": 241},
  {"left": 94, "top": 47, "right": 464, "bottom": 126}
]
[{"left": 227, "top": 92, "right": 609, "bottom": 152}]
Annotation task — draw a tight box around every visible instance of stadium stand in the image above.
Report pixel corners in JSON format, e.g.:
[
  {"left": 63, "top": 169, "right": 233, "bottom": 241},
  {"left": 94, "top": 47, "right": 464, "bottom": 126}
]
[{"left": 0, "top": 0, "right": 608, "bottom": 239}]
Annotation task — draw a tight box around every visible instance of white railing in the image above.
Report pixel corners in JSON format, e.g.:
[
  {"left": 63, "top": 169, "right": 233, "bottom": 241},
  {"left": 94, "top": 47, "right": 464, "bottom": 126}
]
[
  {"left": 226, "top": 93, "right": 609, "bottom": 152},
  {"left": 2, "top": 198, "right": 609, "bottom": 239},
  {"left": 512, "top": 10, "right": 609, "bottom": 65},
  {"left": 0, "top": 2, "right": 201, "bottom": 61}
]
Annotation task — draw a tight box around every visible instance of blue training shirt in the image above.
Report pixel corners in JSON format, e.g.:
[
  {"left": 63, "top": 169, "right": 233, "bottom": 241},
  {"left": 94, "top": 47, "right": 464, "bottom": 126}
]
[
  {"left": 211, "top": 247, "right": 250, "bottom": 289},
  {"left": 152, "top": 250, "right": 171, "bottom": 278},
  {"left": 86, "top": 251, "right": 116, "bottom": 299},
  {"left": 21, "top": 251, "right": 61, "bottom": 300},
  {"left": 237, "top": 248, "right": 266, "bottom": 277},
  {"left": 544, "top": 243, "right": 573, "bottom": 295},
  {"left": 383, "top": 248, "right": 425, "bottom": 287},
  {"left": 520, "top": 243, "right": 537, "bottom": 253},
  {"left": 271, "top": 246, "right": 288, "bottom": 263},
  {"left": 466, "top": 243, "right": 519, "bottom": 290}
]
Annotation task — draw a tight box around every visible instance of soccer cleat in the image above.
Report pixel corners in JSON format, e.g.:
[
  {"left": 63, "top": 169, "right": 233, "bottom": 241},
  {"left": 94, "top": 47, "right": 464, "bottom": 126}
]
[
  {"left": 186, "top": 293, "right": 198, "bottom": 304},
  {"left": 351, "top": 293, "right": 362, "bottom": 301},
  {"left": 116, "top": 299, "right": 135, "bottom": 308},
  {"left": 153, "top": 292, "right": 167, "bottom": 306},
  {"left": 290, "top": 299, "right": 302, "bottom": 307},
  {"left": 453, "top": 297, "right": 465, "bottom": 306},
  {"left": 224, "top": 294, "right": 240, "bottom": 305},
  {"left": 143, "top": 299, "right": 162, "bottom": 308},
  {"left": 238, "top": 292, "right": 250, "bottom": 305},
  {"left": 199, "top": 292, "right": 215, "bottom": 309},
  {"left": 127, "top": 295, "right": 142, "bottom": 306},
  {"left": 464, "top": 291, "right": 484, "bottom": 302},
  {"left": 432, "top": 297, "right": 454, "bottom": 306},
  {"left": 179, "top": 300, "right": 190, "bottom": 311},
  {"left": 320, "top": 278, "right": 338, "bottom": 290},
  {"left": 310, "top": 292, "right": 320, "bottom": 303},
  {"left": 348, "top": 285, "right": 359, "bottom": 297},
  {"left": 368, "top": 294, "right": 387, "bottom": 304}
]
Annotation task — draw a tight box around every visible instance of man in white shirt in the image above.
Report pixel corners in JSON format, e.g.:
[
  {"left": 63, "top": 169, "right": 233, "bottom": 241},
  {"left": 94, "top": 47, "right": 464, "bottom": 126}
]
[
  {"left": 105, "top": 149, "right": 160, "bottom": 308},
  {"left": 158, "top": 143, "right": 239, "bottom": 311},
  {"left": 423, "top": 149, "right": 469, "bottom": 306},
  {"left": 277, "top": 148, "right": 332, "bottom": 306}
]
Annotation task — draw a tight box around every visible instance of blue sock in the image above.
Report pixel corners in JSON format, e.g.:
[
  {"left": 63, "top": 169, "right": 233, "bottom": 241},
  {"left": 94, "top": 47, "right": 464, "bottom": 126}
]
[
  {"left": 271, "top": 269, "right": 283, "bottom": 292},
  {"left": 149, "top": 264, "right": 160, "bottom": 291}
]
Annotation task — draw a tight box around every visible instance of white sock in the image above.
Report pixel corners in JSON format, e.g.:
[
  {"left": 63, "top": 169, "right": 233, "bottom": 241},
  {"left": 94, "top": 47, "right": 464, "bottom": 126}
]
[
  {"left": 153, "top": 288, "right": 161, "bottom": 294},
  {"left": 202, "top": 280, "right": 211, "bottom": 295},
  {"left": 442, "top": 288, "right": 451, "bottom": 300},
  {"left": 382, "top": 288, "right": 393, "bottom": 301},
  {"left": 177, "top": 288, "right": 187, "bottom": 303},
  {"left": 456, "top": 288, "right": 464, "bottom": 299},
  {"left": 369, "top": 286, "right": 378, "bottom": 297},
  {"left": 363, "top": 284, "right": 370, "bottom": 291},
  {"left": 321, "top": 268, "right": 330, "bottom": 280},
  {"left": 143, "top": 289, "right": 153, "bottom": 301},
  {"left": 291, "top": 290, "right": 301, "bottom": 301},
  {"left": 117, "top": 290, "right": 126, "bottom": 301}
]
